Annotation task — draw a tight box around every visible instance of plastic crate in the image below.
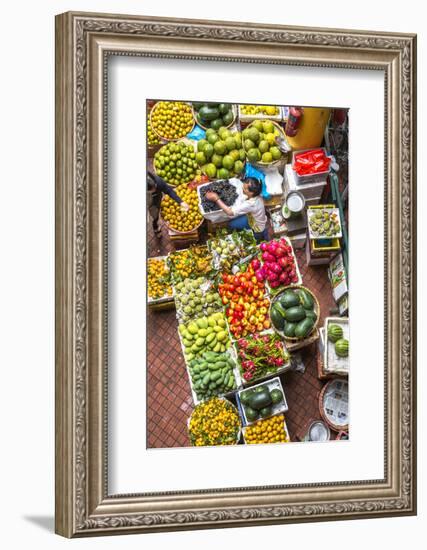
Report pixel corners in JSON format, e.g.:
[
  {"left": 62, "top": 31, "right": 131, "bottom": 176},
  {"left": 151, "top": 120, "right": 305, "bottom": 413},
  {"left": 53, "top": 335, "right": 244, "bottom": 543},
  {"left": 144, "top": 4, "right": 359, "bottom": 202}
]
[
  {"left": 284, "top": 164, "right": 327, "bottom": 202},
  {"left": 242, "top": 414, "right": 291, "bottom": 444},
  {"left": 238, "top": 105, "right": 283, "bottom": 122},
  {"left": 147, "top": 256, "right": 174, "bottom": 306},
  {"left": 291, "top": 148, "right": 331, "bottom": 185},
  {"left": 236, "top": 376, "right": 288, "bottom": 426}
]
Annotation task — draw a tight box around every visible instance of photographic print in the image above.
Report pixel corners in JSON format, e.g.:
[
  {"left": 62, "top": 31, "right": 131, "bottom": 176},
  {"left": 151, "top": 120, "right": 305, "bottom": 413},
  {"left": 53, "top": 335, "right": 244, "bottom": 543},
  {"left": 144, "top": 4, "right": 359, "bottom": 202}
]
[
  {"left": 146, "top": 100, "right": 349, "bottom": 448},
  {"left": 56, "top": 12, "right": 416, "bottom": 536}
]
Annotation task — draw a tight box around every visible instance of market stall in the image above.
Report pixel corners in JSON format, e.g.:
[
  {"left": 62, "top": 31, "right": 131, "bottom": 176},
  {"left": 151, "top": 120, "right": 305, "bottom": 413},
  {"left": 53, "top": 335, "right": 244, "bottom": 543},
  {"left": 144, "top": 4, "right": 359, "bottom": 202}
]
[{"left": 146, "top": 100, "right": 349, "bottom": 448}]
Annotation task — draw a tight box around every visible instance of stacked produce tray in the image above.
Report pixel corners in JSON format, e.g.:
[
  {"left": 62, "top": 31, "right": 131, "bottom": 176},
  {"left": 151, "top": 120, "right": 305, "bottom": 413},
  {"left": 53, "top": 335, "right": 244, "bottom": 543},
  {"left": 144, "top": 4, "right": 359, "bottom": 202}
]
[
  {"left": 242, "top": 415, "right": 291, "bottom": 444},
  {"left": 238, "top": 105, "right": 283, "bottom": 122},
  {"left": 177, "top": 311, "right": 242, "bottom": 405},
  {"left": 232, "top": 330, "right": 291, "bottom": 386},
  {"left": 147, "top": 256, "right": 174, "bottom": 308},
  {"left": 323, "top": 317, "right": 349, "bottom": 375},
  {"left": 236, "top": 376, "right": 288, "bottom": 425}
]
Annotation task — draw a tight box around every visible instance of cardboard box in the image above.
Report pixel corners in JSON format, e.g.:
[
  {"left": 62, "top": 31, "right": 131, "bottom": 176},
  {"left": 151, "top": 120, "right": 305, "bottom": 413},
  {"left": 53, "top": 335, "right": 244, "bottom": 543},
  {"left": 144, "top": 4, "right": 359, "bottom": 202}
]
[
  {"left": 328, "top": 253, "right": 348, "bottom": 302},
  {"left": 284, "top": 164, "right": 327, "bottom": 204}
]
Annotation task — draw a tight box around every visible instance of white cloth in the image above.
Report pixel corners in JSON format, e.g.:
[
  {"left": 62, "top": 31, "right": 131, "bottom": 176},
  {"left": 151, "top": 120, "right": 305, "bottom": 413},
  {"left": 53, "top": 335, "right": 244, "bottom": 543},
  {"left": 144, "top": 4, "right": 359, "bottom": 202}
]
[{"left": 231, "top": 196, "right": 267, "bottom": 232}]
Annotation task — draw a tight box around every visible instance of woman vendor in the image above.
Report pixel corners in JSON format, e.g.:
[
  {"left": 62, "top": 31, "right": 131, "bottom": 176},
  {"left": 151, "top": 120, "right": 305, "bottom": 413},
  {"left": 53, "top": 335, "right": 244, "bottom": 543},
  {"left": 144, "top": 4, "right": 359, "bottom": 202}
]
[{"left": 205, "top": 177, "right": 268, "bottom": 242}]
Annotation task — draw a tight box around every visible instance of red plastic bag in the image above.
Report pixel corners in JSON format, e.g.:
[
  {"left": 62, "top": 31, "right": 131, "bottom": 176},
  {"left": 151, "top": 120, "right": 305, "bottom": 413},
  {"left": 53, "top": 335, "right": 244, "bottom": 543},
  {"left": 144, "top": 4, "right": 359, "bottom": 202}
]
[{"left": 293, "top": 149, "right": 330, "bottom": 175}]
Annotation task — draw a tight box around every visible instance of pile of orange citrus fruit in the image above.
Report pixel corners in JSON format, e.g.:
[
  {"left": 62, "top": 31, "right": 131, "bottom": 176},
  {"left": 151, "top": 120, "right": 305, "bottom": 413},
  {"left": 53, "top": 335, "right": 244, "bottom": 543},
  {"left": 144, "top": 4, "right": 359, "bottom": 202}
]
[
  {"left": 147, "top": 258, "right": 172, "bottom": 300},
  {"left": 244, "top": 414, "right": 289, "bottom": 444},
  {"left": 160, "top": 183, "right": 203, "bottom": 233},
  {"left": 151, "top": 101, "right": 194, "bottom": 141}
]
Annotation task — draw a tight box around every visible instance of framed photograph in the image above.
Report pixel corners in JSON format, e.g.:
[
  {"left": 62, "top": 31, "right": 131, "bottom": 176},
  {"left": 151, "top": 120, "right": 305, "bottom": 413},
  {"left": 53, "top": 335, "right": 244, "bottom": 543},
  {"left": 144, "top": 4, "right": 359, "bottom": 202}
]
[{"left": 55, "top": 11, "right": 417, "bottom": 537}]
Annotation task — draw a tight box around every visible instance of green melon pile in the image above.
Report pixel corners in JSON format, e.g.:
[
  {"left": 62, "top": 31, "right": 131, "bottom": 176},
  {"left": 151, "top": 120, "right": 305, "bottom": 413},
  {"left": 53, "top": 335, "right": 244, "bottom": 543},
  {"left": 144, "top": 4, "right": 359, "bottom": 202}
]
[
  {"left": 195, "top": 127, "right": 245, "bottom": 180},
  {"left": 242, "top": 120, "right": 283, "bottom": 165}
]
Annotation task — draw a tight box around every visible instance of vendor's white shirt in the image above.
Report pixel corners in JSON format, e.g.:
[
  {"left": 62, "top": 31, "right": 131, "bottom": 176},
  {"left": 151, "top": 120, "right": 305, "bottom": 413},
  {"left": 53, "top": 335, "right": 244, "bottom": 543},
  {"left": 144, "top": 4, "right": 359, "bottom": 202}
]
[{"left": 231, "top": 196, "right": 267, "bottom": 232}]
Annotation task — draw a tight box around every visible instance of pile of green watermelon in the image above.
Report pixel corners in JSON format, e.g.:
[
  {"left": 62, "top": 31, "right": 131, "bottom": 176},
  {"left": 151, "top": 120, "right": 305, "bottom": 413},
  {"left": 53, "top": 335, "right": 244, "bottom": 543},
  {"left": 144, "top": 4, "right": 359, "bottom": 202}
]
[
  {"left": 193, "top": 103, "right": 235, "bottom": 130},
  {"left": 239, "top": 384, "right": 284, "bottom": 423},
  {"left": 327, "top": 324, "right": 349, "bottom": 357},
  {"left": 270, "top": 287, "right": 318, "bottom": 339}
]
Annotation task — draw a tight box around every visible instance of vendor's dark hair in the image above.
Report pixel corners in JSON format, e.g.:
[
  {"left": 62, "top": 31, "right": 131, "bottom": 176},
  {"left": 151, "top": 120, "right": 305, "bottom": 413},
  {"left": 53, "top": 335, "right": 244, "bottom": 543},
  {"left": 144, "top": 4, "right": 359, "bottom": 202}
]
[{"left": 244, "top": 177, "right": 262, "bottom": 197}]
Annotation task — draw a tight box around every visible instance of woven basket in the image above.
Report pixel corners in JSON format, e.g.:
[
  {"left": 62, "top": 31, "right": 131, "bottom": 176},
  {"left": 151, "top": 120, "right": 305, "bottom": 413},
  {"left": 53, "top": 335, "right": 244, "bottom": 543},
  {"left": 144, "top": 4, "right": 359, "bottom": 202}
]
[
  {"left": 153, "top": 139, "right": 198, "bottom": 187},
  {"left": 269, "top": 285, "right": 320, "bottom": 342},
  {"left": 187, "top": 397, "right": 242, "bottom": 446},
  {"left": 244, "top": 120, "right": 287, "bottom": 168},
  {"left": 192, "top": 104, "right": 237, "bottom": 131},
  {"left": 318, "top": 378, "right": 349, "bottom": 432},
  {"left": 150, "top": 101, "right": 195, "bottom": 142}
]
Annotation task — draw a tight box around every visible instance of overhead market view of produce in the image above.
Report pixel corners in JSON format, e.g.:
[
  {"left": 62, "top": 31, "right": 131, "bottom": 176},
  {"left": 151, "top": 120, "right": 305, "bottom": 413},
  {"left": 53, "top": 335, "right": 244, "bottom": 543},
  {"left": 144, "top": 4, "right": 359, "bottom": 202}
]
[{"left": 146, "top": 99, "right": 349, "bottom": 448}]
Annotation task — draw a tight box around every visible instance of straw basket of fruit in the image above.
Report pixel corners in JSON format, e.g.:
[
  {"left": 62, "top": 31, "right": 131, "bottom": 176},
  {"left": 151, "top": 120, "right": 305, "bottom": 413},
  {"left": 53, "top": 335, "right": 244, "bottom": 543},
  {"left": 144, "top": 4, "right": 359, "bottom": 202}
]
[
  {"left": 150, "top": 100, "right": 195, "bottom": 141},
  {"left": 188, "top": 397, "right": 242, "bottom": 446},
  {"left": 242, "top": 120, "right": 288, "bottom": 168},
  {"left": 153, "top": 140, "right": 199, "bottom": 187},
  {"left": 160, "top": 182, "right": 204, "bottom": 234},
  {"left": 269, "top": 285, "right": 320, "bottom": 341},
  {"left": 192, "top": 102, "right": 236, "bottom": 131}
]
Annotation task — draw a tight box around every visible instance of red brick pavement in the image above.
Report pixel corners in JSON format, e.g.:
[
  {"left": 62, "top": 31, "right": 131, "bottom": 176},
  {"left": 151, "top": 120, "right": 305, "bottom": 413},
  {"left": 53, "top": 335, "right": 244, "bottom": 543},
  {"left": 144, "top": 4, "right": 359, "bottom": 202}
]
[{"left": 147, "top": 222, "right": 340, "bottom": 448}]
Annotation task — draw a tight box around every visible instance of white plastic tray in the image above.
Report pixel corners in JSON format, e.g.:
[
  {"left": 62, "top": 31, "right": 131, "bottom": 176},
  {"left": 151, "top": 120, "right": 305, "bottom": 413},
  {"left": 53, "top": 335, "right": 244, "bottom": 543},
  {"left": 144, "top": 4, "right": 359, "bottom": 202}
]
[
  {"left": 324, "top": 317, "right": 349, "bottom": 375},
  {"left": 147, "top": 256, "right": 174, "bottom": 305},
  {"left": 261, "top": 236, "right": 303, "bottom": 292},
  {"left": 196, "top": 178, "right": 245, "bottom": 222},
  {"left": 242, "top": 415, "right": 291, "bottom": 444},
  {"left": 237, "top": 376, "right": 288, "bottom": 425},
  {"left": 307, "top": 206, "right": 343, "bottom": 239},
  {"left": 238, "top": 105, "right": 283, "bottom": 122},
  {"left": 233, "top": 329, "right": 291, "bottom": 386}
]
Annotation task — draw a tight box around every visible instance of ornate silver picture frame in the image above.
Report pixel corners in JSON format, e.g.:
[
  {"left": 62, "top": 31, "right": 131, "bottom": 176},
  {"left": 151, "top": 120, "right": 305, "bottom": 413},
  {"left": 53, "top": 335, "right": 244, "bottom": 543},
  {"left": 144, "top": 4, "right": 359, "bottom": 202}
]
[{"left": 55, "top": 11, "right": 416, "bottom": 537}]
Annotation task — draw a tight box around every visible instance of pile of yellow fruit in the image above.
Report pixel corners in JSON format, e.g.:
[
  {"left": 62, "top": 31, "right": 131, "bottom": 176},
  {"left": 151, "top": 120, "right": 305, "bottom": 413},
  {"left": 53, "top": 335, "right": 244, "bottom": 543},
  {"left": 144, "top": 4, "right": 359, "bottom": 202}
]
[
  {"left": 161, "top": 183, "right": 203, "bottom": 233},
  {"left": 151, "top": 101, "right": 194, "bottom": 140},
  {"left": 168, "top": 248, "right": 193, "bottom": 280},
  {"left": 244, "top": 414, "right": 290, "bottom": 444},
  {"left": 147, "top": 258, "right": 172, "bottom": 300},
  {"left": 147, "top": 111, "right": 161, "bottom": 146},
  {"left": 189, "top": 397, "right": 241, "bottom": 446},
  {"left": 240, "top": 105, "right": 280, "bottom": 116}
]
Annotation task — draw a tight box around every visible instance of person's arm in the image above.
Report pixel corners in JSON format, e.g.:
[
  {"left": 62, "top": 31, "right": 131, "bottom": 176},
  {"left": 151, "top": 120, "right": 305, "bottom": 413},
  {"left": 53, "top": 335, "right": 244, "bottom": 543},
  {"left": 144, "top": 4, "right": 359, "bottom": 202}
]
[
  {"left": 205, "top": 191, "right": 234, "bottom": 217},
  {"left": 155, "top": 176, "right": 183, "bottom": 205}
]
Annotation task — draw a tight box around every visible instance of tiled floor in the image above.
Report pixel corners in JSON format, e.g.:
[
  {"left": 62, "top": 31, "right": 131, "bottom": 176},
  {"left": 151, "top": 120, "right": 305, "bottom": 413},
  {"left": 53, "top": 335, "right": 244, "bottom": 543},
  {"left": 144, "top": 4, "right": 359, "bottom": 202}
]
[{"left": 147, "top": 221, "right": 338, "bottom": 448}]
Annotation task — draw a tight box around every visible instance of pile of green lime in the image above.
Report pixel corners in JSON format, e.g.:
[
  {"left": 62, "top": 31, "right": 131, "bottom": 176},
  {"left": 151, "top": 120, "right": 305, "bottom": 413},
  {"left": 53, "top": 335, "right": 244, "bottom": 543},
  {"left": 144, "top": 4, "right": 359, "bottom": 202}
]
[
  {"left": 195, "top": 127, "right": 245, "bottom": 180},
  {"left": 153, "top": 141, "right": 199, "bottom": 186},
  {"left": 242, "top": 120, "right": 283, "bottom": 165}
]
